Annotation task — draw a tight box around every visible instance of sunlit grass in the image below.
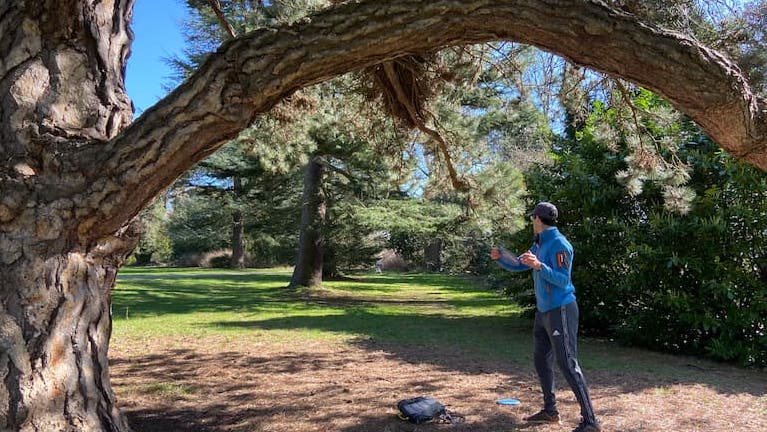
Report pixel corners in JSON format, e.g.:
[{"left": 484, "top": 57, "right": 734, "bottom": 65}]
[{"left": 113, "top": 268, "right": 527, "bottom": 359}]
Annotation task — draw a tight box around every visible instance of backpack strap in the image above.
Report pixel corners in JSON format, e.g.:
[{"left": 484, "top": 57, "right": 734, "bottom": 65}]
[{"left": 437, "top": 410, "right": 465, "bottom": 424}]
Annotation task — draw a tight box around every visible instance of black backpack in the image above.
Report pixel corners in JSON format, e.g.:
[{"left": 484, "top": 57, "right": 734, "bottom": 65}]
[{"left": 397, "top": 396, "right": 463, "bottom": 424}]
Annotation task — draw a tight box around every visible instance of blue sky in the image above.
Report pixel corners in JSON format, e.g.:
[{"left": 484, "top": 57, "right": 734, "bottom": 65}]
[{"left": 126, "top": 0, "right": 190, "bottom": 117}]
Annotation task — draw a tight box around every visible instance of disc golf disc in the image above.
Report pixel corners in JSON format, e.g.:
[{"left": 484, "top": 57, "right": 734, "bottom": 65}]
[
  {"left": 496, "top": 398, "right": 520, "bottom": 406},
  {"left": 498, "top": 247, "right": 520, "bottom": 265}
]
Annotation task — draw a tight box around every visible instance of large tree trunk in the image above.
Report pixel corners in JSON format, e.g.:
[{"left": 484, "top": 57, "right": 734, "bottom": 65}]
[
  {"left": 289, "top": 155, "right": 326, "bottom": 288},
  {"left": 0, "top": 227, "right": 138, "bottom": 431},
  {"left": 230, "top": 209, "right": 246, "bottom": 268},
  {"left": 2, "top": 1, "right": 767, "bottom": 431},
  {"left": 1, "top": 1, "right": 135, "bottom": 430},
  {"left": 424, "top": 238, "right": 444, "bottom": 271}
]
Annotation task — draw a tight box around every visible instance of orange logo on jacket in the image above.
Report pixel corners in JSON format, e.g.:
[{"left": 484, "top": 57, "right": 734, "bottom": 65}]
[{"left": 556, "top": 251, "right": 570, "bottom": 269}]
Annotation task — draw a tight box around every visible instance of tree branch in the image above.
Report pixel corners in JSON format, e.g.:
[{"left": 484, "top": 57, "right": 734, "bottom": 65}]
[
  {"left": 207, "top": 0, "right": 237, "bottom": 39},
  {"left": 379, "top": 61, "right": 470, "bottom": 192},
  {"left": 80, "top": 0, "right": 766, "bottom": 238}
]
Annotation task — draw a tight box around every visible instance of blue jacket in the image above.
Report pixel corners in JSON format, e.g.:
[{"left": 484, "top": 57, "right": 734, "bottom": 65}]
[{"left": 497, "top": 227, "right": 576, "bottom": 312}]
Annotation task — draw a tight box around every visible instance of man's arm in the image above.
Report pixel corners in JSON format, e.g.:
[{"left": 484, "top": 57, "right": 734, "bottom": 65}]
[
  {"left": 492, "top": 247, "right": 530, "bottom": 272},
  {"left": 519, "top": 245, "right": 572, "bottom": 288},
  {"left": 538, "top": 248, "right": 572, "bottom": 288}
]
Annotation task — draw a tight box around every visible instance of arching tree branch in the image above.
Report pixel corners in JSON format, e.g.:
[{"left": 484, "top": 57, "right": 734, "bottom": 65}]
[{"left": 76, "top": 0, "right": 766, "bottom": 239}]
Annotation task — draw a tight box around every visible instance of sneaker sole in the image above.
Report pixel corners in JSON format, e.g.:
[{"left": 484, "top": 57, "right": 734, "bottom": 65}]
[{"left": 525, "top": 419, "right": 561, "bottom": 424}]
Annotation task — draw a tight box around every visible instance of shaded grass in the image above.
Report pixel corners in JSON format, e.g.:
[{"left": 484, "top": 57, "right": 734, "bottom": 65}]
[{"left": 113, "top": 267, "right": 765, "bottom": 391}]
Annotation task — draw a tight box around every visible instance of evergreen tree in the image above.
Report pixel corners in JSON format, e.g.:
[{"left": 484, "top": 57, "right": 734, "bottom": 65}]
[
  {"left": 170, "top": 0, "right": 326, "bottom": 268},
  {"left": 514, "top": 91, "right": 767, "bottom": 366},
  {"left": 290, "top": 79, "right": 404, "bottom": 286}
]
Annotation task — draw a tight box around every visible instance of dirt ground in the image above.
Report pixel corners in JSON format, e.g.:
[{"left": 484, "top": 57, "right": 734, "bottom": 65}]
[{"left": 110, "top": 334, "right": 767, "bottom": 432}]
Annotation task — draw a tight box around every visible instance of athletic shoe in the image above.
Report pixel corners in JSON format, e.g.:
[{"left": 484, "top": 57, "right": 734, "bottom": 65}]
[
  {"left": 572, "top": 420, "right": 602, "bottom": 432},
  {"left": 524, "top": 410, "right": 560, "bottom": 423}
]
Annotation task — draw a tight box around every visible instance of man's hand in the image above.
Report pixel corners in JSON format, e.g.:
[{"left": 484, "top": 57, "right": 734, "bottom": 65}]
[
  {"left": 491, "top": 247, "right": 520, "bottom": 265},
  {"left": 490, "top": 247, "right": 501, "bottom": 260},
  {"left": 520, "top": 251, "right": 543, "bottom": 270}
]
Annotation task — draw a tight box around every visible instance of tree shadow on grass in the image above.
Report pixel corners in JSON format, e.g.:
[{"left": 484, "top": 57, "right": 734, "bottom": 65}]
[
  {"left": 112, "top": 346, "right": 533, "bottom": 432},
  {"left": 114, "top": 273, "right": 292, "bottom": 318},
  {"left": 114, "top": 349, "right": 311, "bottom": 432},
  {"left": 111, "top": 270, "right": 767, "bottom": 431},
  {"left": 123, "top": 405, "right": 525, "bottom": 432},
  {"left": 113, "top": 270, "right": 515, "bottom": 324},
  {"left": 112, "top": 270, "right": 766, "bottom": 404},
  {"left": 111, "top": 337, "right": 767, "bottom": 432},
  {"left": 324, "top": 272, "right": 491, "bottom": 293},
  {"left": 210, "top": 311, "right": 767, "bottom": 398}
]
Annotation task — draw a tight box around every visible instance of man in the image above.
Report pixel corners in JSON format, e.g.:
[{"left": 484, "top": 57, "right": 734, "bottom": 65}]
[{"left": 490, "top": 202, "right": 600, "bottom": 432}]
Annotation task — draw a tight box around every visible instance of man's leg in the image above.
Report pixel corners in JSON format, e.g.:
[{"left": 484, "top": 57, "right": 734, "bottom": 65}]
[
  {"left": 550, "top": 301, "right": 598, "bottom": 425},
  {"left": 533, "top": 310, "right": 557, "bottom": 413}
]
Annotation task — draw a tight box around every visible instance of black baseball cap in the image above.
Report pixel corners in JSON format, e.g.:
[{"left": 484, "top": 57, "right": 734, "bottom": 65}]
[{"left": 529, "top": 202, "right": 558, "bottom": 222}]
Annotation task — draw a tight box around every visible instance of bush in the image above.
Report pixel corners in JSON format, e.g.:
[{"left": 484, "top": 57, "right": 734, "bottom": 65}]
[
  {"left": 176, "top": 249, "right": 235, "bottom": 268},
  {"left": 377, "top": 249, "right": 407, "bottom": 271},
  {"left": 511, "top": 98, "right": 767, "bottom": 367},
  {"left": 208, "top": 254, "right": 232, "bottom": 268}
]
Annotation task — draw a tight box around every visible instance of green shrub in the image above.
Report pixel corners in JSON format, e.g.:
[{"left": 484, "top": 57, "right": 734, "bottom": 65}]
[{"left": 509, "top": 96, "right": 767, "bottom": 367}]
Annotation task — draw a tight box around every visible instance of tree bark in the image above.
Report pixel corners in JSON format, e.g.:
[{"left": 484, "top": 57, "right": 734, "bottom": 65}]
[
  {"left": 2, "top": 1, "right": 767, "bottom": 430},
  {"left": 230, "top": 210, "right": 246, "bottom": 269},
  {"left": 230, "top": 177, "right": 246, "bottom": 269},
  {"left": 289, "top": 155, "right": 326, "bottom": 288},
  {"left": 0, "top": 225, "right": 138, "bottom": 432},
  {"left": 425, "top": 238, "right": 444, "bottom": 271},
  {"left": 1, "top": 1, "right": 136, "bottom": 430}
]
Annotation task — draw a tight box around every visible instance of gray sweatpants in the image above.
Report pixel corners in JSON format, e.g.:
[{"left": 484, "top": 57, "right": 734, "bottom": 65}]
[{"left": 533, "top": 300, "right": 597, "bottom": 424}]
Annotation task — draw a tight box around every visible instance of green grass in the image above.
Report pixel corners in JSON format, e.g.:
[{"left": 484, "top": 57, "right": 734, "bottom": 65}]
[
  {"left": 114, "top": 267, "right": 529, "bottom": 360},
  {"left": 112, "top": 267, "right": 749, "bottom": 381}
]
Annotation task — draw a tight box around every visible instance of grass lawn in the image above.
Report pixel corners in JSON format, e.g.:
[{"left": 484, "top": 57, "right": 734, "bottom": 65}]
[
  {"left": 111, "top": 267, "right": 767, "bottom": 432},
  {"left": 114, "top": 267, "right": 527, "bottom": 356}
]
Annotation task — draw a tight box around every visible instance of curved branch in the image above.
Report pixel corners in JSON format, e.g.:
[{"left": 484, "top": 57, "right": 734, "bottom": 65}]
[
  {"left": 85, "top": 0, "right": 766, "bottom": 238},
  {"left": 378, "top": 61, "right": 469, "bottom": 191}
]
